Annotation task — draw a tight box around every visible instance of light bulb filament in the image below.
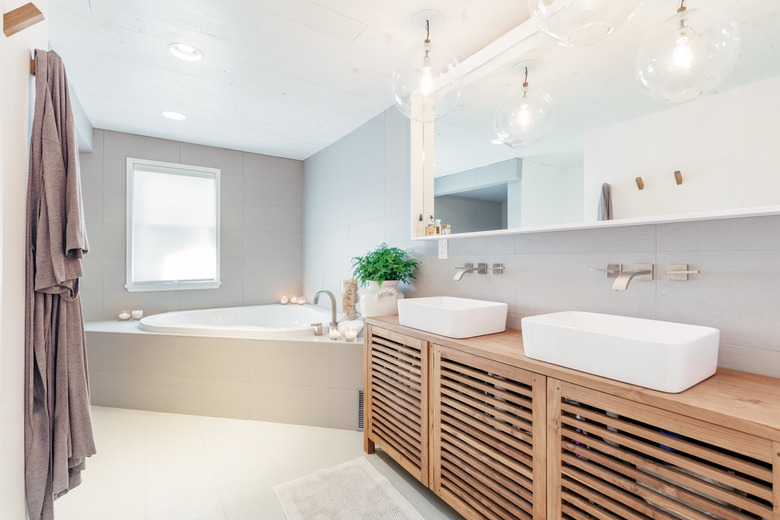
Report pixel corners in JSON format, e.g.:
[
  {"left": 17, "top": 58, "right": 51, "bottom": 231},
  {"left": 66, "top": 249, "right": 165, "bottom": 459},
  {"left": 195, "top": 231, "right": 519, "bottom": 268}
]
[{"left": 672, "top": 33, "right": 693, "bottom": 71}]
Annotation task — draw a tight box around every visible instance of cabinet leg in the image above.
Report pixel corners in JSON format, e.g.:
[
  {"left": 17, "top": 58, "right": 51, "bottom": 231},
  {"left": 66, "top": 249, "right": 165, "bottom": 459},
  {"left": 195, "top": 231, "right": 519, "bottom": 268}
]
[{"left": 364, "top": 435, "right": 375, "bottom": 454}]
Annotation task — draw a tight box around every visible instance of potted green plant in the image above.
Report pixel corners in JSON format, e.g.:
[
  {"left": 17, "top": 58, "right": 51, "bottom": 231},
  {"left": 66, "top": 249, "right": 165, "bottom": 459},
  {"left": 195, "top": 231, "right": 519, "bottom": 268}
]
[{"left": 351, "top": 243, "right": 420, "bottom": 317}]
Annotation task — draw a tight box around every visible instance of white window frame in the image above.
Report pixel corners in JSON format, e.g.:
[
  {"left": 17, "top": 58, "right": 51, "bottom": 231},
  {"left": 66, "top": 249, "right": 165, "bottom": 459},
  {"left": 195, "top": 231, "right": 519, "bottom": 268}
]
[{"left": 125, "top": 158, "right": 221, "bottom": 292}]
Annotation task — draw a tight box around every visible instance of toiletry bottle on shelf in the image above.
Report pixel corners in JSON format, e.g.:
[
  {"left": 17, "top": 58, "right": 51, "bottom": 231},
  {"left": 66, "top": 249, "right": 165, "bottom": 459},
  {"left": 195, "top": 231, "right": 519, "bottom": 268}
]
[
  {"left": 434, "top": 219, "right": 442, "bottom": 235},
  {"left": 417, "top": 214, "right": 424, "bottom": 237},
  {"left": 442, "top": 224, "right": 451, "bottom": 235},
  {"left": 425, "top": 216, "right": 436, "bottom": 236}
]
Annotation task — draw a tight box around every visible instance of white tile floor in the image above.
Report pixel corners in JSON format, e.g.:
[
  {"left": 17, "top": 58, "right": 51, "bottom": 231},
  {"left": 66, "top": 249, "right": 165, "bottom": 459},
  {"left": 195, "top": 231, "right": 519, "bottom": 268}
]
[{"left": 54, "top": 406, "right": 461, "bottom": 520}]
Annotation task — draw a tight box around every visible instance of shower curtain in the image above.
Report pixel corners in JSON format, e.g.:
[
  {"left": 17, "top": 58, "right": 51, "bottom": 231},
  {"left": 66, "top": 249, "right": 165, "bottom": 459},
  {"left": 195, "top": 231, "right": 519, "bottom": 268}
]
[{"left": 25, "top": 49, "right": 96, "bottom": 520}]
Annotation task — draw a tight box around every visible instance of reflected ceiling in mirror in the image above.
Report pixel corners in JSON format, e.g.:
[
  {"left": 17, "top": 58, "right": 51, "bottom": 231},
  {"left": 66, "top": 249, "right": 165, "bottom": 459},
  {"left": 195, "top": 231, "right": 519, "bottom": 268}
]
[{"left": 427, "top": 0, "right": 780, "bottom": 236}]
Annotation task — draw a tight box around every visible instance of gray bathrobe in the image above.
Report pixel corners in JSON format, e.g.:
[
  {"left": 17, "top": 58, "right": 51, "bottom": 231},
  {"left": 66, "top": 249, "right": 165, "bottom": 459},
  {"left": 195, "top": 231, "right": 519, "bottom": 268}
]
[{"left": 25, "top": 49, "right": 96, "bottom": 520}]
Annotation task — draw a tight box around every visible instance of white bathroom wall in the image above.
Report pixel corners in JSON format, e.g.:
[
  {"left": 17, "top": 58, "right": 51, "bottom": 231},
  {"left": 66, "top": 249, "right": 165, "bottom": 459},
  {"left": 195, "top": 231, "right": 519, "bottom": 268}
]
[
  {"left": 584, "top": 75, "right": 780, "bottom": 221},
  {"left": 520, "top": 161, "right": 584, "bottom": 228},
  {"left": 303, "top": 106, "right": 780, "bottom": 380},
  {"left": 1, "top": 1, "right": 48, "bottom": 516},
  {"left": 78, "top": 129, "right": 304, "bottom": 321}
]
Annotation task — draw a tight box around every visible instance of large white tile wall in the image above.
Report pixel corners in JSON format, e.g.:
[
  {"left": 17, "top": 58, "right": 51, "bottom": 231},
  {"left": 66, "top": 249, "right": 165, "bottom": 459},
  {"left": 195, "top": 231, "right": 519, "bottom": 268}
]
[
  {"left": 79, "top": 130, "right": 304, "bottom": 321},
  {"left": 303, "top": 107, "right": 780, "bottom": 379}
]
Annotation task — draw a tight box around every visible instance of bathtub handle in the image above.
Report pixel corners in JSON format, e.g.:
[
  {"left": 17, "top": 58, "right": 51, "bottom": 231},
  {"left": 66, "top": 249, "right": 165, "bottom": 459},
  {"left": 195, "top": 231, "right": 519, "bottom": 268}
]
[{"left": 311, "top": 322, "right": 323, "bottom": 336}]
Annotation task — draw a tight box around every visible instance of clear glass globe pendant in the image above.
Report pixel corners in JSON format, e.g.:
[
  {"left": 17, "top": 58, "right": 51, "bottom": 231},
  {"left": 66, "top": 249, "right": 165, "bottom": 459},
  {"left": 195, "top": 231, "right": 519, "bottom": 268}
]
[
  {"left": 392, "top": 19, "right": 462, "bottom": 122},
  {"left": 636, "top": 3, "right": 740, "bottom": 103},
  {"left": 494, "top": 68, "right": 555, "bottom": 149},
  {"left": 529, "top": 0, "right": 643, "bottom": 46}
]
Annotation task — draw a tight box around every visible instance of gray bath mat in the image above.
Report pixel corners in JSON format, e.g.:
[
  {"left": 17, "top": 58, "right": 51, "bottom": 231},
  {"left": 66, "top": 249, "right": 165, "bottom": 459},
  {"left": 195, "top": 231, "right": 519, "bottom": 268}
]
[{"left": 273, "top": 457, "right": 425, "bottom": 520}]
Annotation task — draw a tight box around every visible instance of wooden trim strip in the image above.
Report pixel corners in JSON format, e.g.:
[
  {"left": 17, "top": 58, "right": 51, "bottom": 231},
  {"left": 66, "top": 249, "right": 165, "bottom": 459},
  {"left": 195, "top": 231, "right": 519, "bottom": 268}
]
[
  {"left": 561, "top": 402, "right": 773, "bottom": 480},
  {"left": 563, "top": 431, "right": 772, "bottom": 518},
  {"left": 559, "top": 416, "right": 774, "bottom": 501},
  {"left": 442, "top": 397, "right": 534, "bottom": 447},
  {"left": 442, "top": 459, "right": 532, "bottom": 520},
  {"left": 371, "top": 341, "right": 423, "bottom": 368},
  {"left": 372, "top": 329, "right": 426, "bottom": 350},
  {"left": 441, "top": 441, "right": 535, "bottom": 507},
  {"left": 441, "top": 384, "right": 534, "bottom": 426},
  {"left": 372, "top": 363, "right": 422, "bottom": 392},
  {"left": 561, "top": 492, "right": 627, "bottom": 520},
  {"left": 561, "top": 472, "right": 657, "bottom": 520},
  {"left": 439, "top": 486, "right": 505, "bottom": 520},
  {"left": 562, "top": 448, "right": 763, "bottom": 520},
  {"left": 440, "top": 358, "right": 534, "bottom": 397},
  {"left": 442, "top": 430, "right": 533, "bottom": 485},
  {"left": 442, "top": 405, "right": 535, "bottom": 459},
  {"left": 372, "top": 387, "right": 421, "bottom": 424},
  {"left": 371, "top": 355, "right": 420, "bottom": 381},
  {"left": 372, "top": 349, "right": 422, "bottom": 376},
  {"left": 371, "top": 374, "right": 420, "bottom": 410},
  {"left": 547, "top": 379, "right": 564, "bottom": 520},
  {"left": 561, "top": 382, "right": 773, "bottom": 462},
  {"left": 441, "top": 424, "right": 534, "bottom": 480},
  {"left": 773, "top": 441, "right": 779, "bottom": 520},
  {"left": 439, "top": 348, "right": 537, "bottom": 388},
  {"left": 373, "top": 417, "right": 421, "bottom": 460},
  {"left": 440, "top": 376, "right": 534, "bottom": 422}
]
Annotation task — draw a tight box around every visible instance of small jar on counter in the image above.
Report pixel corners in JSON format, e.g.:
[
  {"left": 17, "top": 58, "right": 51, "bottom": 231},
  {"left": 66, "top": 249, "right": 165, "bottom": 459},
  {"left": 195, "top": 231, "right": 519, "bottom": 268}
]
[{"left": 442, "top": 224, "right": 451, "bottom": 235}]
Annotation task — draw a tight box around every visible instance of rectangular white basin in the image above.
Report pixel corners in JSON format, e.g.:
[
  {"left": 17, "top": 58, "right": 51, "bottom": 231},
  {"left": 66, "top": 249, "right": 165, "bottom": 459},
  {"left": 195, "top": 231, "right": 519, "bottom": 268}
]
[
  {"left": 397, "top": 297, "right": 508, "bottom": 338},
  {"left": 521, "top": 311, "right": 720, "bottom": 393}
]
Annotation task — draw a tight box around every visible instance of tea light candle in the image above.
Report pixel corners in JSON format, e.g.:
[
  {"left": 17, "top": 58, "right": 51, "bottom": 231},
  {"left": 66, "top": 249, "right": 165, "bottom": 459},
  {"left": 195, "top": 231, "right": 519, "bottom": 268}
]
[
  {"left": 280, "top": 296, "right": 289, "bottom": 305},
  {"left": 329, "top": 326, "right": 341, "bottom": 340},
  {"left": 118, "top": 310, "right": 131, "bottom": 320},
  {"left": 131, "top": 310, "right": 143, "bottom": 320},
  {"left": 297, "top": 296, "right": 306, "bottom": 305},
  {"left": 344, "top": 328, "right": 358, "bottom": 342},
  {"left": 290, "top": 296, "right": 298, "bottom": 304}
]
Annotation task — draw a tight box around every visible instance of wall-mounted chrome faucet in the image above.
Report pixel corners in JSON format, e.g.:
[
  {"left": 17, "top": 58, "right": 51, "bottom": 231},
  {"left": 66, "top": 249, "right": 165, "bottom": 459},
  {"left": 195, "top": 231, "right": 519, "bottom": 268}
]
[
  {"left": 453, "top": 263, "right": 487, "bottom": 281},
  {"left": 612, "top": 264, "right": 654, "bottom": 291}
]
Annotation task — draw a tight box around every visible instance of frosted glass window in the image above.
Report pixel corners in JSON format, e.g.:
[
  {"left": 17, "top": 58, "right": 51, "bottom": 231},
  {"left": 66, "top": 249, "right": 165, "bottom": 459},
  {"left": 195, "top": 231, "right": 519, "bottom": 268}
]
[{"left": 126, "top": 158, "right": 221, "bottom": 292}]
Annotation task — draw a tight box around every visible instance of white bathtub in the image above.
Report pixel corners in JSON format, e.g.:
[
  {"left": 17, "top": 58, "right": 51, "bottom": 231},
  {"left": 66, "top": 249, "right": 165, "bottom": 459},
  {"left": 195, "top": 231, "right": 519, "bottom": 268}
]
[{"left": 139, "top": 304, "right": 359, "bottom": 339}]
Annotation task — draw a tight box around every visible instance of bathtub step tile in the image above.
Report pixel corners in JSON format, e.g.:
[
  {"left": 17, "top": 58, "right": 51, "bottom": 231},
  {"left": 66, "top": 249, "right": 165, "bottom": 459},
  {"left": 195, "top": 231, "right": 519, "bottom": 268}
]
[
  {"left": 175, "top": 377, "right": 251, "bottom": 420},
  {"left": 175, "top": 338, "right": 252, "bottom": 382},
  {"left": 249, "top": 342, "right": 330, "bottom": 387},
  {"left": 249, "top": 383, "right": 330, "bottom": 428},
  {"left": 328, "top": 342, "right": 364, "bottom": 390}
]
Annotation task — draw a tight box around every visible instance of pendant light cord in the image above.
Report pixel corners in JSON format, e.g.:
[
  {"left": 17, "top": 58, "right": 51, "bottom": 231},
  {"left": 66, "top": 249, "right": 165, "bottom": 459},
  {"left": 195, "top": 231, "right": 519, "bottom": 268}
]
[
  {"left": 523, "top": 66, "right": 529, "bottom": 88},
  {"left": 678, "top": 0, "right": 686, "bottom": 13},
  {"left": 425, "top": 19, "right": 430, "bottom": 44}
]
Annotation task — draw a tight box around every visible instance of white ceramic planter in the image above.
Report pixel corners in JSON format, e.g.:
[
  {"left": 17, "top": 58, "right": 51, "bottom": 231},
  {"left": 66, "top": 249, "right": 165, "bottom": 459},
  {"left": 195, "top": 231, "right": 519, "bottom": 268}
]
[{"left": 358, "top": 280, "right": 404, "bottom": 318}]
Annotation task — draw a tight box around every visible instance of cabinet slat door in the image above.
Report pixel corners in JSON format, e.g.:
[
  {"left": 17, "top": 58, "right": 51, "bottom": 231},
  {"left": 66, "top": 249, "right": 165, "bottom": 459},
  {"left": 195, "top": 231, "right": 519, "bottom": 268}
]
[
  {"left": 364, "top": 325, "right": 429, "bottom": 486},
  {"left": 432, "top": 345, "right": 547, "bottom": 520},
  {"left": 548, "top": 379, "right": 777, "bottom": 520}
]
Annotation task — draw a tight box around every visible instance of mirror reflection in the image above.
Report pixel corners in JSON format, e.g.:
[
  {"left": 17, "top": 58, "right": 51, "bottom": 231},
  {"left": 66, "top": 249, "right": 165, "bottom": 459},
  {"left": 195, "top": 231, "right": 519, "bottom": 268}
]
[{"left": 427, "top": 0, "right": 780, "bottom": 236}]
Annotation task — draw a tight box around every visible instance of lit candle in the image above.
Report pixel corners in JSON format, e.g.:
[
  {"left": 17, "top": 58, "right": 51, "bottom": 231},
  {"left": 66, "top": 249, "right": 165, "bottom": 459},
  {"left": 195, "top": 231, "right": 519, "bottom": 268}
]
[
  {"left": 329, "top": 326, "right": 341, "bottom": 340},
  {"left": 290, "top": 296, "right": 298, "bottom": 304},
  {"left": 280, "top": 295, "right": 289, "bottom": 305},
  {"left": 118, "top": 310, "right": 131, "bottom": 320},
  {"left": 131, "top": 310, "right": 143, "bottom": 320},
  {"left": 344, "top": 328, "right": 358, "bottom": 342},
  {"left": 297, "top": 296, "right": 306, "bottom": 305}
]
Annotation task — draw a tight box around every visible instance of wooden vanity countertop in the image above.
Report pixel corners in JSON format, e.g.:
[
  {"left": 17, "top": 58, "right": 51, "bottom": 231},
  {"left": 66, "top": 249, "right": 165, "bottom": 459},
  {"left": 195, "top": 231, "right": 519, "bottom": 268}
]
[{"left": 365, "top": 316, "right": 780, "bottom": 442}]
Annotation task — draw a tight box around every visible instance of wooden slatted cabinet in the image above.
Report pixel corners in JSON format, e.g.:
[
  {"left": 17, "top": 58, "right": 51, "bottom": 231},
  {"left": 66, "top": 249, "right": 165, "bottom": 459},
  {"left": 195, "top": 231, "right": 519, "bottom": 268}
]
[
  {"left": 548, "top": 379, "right": 778, "bottom": 520},
  {"left": 432, "top": 345, "right": 547, "bottom": 520},
  {"left": 364, "top": 325, "right": 430, "bottom": 485}
]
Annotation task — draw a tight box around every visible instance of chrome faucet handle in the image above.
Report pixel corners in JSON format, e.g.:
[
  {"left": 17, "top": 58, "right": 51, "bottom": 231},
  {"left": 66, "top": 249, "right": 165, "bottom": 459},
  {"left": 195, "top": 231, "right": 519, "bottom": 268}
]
[
  {"left": 310, "top": 323, "right": 323, "bottom": 336},
  {"left": 476, "top": 263, "right": 488, "bottom": 274},
  {"left": 492, "top": 263, "right": 505, "bottom": 274},
  {"left": 666, "top": 264, "right": 700, "bottom": 281},
  {"left": 454, "top": 263, "right": 474, "bottom": 271},
  {"left": 591, "top": 264, "right": 622, "bottom": 278}
]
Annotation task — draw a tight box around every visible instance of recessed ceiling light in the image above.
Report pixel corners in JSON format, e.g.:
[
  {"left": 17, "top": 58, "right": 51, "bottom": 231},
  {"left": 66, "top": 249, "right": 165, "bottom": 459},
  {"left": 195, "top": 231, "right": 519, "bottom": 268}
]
[
  {"left": 168, "top": 42, "right": 203, "bottom": 62},
  {"left": 162, "top": 111, "right": 186, "bottom": 120}
]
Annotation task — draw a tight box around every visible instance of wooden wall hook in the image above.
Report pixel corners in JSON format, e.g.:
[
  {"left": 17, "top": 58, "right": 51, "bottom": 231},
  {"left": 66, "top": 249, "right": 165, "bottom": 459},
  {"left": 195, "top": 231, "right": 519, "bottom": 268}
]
[
  {"left": 3, "top": 3, "right": 44, "bottom": 38},
  {"left": 674, "top": 170, "right": 683, "bottom": 185},
  {"left": 635, "top": 177, "right": 644, "bottom": 190}
]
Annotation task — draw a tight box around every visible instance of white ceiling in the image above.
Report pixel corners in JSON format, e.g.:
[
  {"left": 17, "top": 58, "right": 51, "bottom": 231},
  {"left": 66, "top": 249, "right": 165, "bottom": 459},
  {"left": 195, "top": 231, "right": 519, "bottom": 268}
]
[
  {"left": 434, "top": 0, "right": 780, "bottom": 176},
  {"left": 48, "top": 0, "right": 532, "bottom": 161}
]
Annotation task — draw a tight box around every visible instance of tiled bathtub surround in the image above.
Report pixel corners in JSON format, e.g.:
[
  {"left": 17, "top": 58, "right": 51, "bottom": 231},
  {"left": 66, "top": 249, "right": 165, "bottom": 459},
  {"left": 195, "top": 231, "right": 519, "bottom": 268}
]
[
  {"left": 85, "top": 328, "right": 363, "bottom": 430},
  {"left": 303, "top": 108, "right": 780, "bottom": 379},
  {"left": 79, "top": 130, "right": 304, "bottom": 321}
]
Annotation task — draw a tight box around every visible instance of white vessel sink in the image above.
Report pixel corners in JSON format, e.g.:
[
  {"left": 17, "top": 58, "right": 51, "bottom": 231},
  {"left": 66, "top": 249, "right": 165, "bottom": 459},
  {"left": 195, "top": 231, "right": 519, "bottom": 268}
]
[
  {"left": 397, "top": 297, "right": 508, "bottom": 338},
  {"left": 521, "top": 311, "right": 720, "bottom": 393}
]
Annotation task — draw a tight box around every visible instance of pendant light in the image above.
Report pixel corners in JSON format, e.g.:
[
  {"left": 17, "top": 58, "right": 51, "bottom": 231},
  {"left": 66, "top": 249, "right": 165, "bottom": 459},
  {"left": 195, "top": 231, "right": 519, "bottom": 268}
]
[
  {"left": 528, "top": 0, "right": 643, "bottom": 46},
  {"left": 635, "top": 1, "right": 740, "bottom": 104},
  {"left": 392, "top": 11, "right": 462, "bottom": 122},
  {"left": 494, "top": 65, "right": 555, "bottom": 149}
]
